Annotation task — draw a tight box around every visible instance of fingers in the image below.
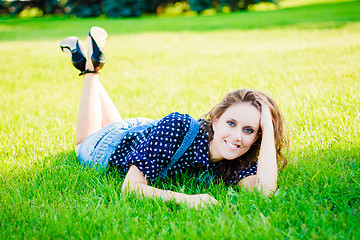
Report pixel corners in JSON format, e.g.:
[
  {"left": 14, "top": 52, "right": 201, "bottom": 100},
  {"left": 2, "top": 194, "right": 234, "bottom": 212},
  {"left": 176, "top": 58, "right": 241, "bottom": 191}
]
[
  {"left": 199, "top": 194, "right": 218, "bottom": 205},
  {"left": 189, "top": 194, "right": 218, "bottom": 210},
  {"left": 255, "top": 98, "right": 273, "bottom": 129},
  {"left": 257, "top": 99, "right": 271, "bottom": 112}
]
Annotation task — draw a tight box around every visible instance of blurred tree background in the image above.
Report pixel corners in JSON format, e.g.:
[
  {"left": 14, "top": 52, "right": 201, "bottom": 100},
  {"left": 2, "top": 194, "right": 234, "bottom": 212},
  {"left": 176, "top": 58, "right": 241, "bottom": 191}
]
[{"left": 0, "top": 0, "right": 278, "bottom": 17}]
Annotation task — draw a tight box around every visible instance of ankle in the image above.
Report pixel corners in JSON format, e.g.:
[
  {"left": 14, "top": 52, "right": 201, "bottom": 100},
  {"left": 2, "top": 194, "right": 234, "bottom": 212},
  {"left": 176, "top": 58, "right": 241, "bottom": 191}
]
[{"left": 79, "top": 69, "right": 99, "bottom": 76}]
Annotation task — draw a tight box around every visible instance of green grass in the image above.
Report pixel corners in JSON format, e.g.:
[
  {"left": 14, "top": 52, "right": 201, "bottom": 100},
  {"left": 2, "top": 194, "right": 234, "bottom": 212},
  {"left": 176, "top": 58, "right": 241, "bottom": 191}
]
[
  {"left": 1, "top": 0, "right": 359, "bottom": 239},
  {"left": 1, "top": 0, "right": 360, "bottom": 41}
]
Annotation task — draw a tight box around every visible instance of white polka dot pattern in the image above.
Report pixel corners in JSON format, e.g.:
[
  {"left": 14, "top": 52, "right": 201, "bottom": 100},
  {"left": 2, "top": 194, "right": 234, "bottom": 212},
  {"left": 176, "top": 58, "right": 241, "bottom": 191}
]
[{"left": 108, "top": 112, "right": 257, "bottom": 184}]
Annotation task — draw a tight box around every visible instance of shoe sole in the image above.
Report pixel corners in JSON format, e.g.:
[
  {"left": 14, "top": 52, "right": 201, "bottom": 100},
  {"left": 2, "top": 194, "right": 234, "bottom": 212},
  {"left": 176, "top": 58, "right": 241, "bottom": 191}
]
[{"left": 88, "top": 27, "right": 108, "bottom": 72}]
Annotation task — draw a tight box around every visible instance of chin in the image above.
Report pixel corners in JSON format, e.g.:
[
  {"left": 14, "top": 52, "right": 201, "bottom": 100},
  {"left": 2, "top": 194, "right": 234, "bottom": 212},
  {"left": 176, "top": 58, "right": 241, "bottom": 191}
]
[
  {"left": 221, "top": 153, "right": 242, "bottom": 161},
  {"left": 222, "top": 149, "right": 249, "bottom": 161}
]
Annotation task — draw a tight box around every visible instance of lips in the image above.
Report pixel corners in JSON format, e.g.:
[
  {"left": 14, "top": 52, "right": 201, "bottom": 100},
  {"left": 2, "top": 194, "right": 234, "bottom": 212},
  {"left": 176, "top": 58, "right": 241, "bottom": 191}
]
[{"left": 224, "top": 140, "right": 241, "bottom": 150}]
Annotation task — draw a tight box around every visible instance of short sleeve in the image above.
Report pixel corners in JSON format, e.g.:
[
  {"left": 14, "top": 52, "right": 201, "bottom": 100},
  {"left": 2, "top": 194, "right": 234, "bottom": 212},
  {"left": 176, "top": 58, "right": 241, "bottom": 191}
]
[{"left": 125, "top": 112, "right": 192, "bottom": 181}]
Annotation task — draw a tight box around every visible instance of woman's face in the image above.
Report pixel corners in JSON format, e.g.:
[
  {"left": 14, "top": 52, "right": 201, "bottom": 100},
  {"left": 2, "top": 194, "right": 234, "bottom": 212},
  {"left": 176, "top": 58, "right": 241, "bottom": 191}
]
[{"left": 209, "top": 102, "right": 260, "bottom": 162}]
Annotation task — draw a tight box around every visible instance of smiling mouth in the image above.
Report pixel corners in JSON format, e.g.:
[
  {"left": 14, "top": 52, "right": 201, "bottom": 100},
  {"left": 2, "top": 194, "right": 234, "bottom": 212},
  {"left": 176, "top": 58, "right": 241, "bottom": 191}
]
[{"left": 224, "top": 140, "right": 246, "bottom": 149}]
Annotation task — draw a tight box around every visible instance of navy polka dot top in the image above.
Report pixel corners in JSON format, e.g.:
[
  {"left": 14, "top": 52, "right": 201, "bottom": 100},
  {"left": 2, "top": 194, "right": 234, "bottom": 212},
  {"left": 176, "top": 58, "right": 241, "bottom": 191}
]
[{"left": 108, "top": 112, "right": 257, "bottom": 184}]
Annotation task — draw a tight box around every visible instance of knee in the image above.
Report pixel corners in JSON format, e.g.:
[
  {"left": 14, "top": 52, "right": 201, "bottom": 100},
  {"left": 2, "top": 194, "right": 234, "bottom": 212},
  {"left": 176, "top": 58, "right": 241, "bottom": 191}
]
[{"left": 75, "top": 144, "right": 81, "bottom": 155}]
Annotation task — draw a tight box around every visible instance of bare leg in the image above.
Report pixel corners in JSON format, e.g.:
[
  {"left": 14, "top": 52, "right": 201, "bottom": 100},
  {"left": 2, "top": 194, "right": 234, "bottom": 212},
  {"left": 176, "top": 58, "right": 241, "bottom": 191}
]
[
  {"left": 75, "top": 72, "right": 122, "bottom": 153},
  {"left": 98, "top": 80, "right": 122, "bottom": 127},
  {"left": 75, "top": 73, "right": 102, "bottom": 146}
]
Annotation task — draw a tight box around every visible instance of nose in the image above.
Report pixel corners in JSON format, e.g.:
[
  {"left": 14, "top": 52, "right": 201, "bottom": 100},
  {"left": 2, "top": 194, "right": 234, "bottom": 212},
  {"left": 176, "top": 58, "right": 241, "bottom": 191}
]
[{"left": 231, "top": 130, "right": 242, "bottom": 143}]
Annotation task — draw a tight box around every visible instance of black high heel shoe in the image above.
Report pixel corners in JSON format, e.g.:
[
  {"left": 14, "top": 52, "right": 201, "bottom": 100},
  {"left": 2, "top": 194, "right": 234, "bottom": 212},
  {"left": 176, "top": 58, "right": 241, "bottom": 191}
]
[{"left": 60, "top": 36, "right": 87, "bottom": 72}]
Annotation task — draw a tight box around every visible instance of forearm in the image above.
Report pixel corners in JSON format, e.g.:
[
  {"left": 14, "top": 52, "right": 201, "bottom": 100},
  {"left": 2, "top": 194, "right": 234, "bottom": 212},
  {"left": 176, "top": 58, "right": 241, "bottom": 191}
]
[
  {"left": 255, "top": 126, "right": 278, "bottom": 195},
  {"left": 122, "top": 165, "right": 217, "bottom": 208},
  {"left": 123, "top": 181, "right": 189, "bottom": 204},
  {"left": 121, "top": 165, "right": 189, "bottom": 204}
]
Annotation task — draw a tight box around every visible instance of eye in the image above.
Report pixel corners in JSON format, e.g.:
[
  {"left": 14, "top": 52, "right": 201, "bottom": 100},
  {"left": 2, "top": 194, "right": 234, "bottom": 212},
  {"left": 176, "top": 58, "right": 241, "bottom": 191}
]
[
  {"left": 244, "top": 128, "right": 254, "bottom": 134},
  {"left": 227, "top": 120, "right": 236, "bottom": 127}
]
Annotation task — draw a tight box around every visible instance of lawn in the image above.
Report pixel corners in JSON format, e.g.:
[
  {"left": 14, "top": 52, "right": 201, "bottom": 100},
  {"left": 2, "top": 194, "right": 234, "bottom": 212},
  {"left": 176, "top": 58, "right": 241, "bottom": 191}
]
[{"left": 0, "top": 0, "right": 359, "bottom": 239}]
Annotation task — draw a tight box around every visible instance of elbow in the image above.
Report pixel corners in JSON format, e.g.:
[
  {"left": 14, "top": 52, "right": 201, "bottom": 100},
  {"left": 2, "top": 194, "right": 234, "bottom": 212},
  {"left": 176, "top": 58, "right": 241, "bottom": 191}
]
[
  {"left": 121, "top": 179, "right": 137, "bottom": 193},
  {"left": 121, "top": 180, "right": 130, "bottom": 193},
  {"left": 257, "top": 184, "right": 277, "bottom": 197},
  {"left": 121, "top": 165, "right": 148, "bottom": 193},
  {"left": 121, "top": 178, "right": 146, "bottom": 193},
  {"left": 254, "top": 178, "right": 277, "bottom": 197}
]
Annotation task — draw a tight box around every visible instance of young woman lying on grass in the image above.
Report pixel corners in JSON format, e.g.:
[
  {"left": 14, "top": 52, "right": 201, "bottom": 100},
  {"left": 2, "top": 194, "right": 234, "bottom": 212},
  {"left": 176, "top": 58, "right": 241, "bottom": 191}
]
[{"left": 60, "top": 27, "right": 288, "bottom": 209}]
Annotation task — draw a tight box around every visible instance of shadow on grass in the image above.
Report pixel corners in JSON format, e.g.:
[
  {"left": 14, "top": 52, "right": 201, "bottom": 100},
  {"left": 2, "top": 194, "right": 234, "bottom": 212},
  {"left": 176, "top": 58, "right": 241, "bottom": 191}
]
[
  {"left": 1, "top": 146, "right": 358, "bottom": 239},
  {"left": 0, "top": 0, "right": 359, "bottom": 41},
  {"left": 48, "top": 142, "right": 360, "bottom": 215}
]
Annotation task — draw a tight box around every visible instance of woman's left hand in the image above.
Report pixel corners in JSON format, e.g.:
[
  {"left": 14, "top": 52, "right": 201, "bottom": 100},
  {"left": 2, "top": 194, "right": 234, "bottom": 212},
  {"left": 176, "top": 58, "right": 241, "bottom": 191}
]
[{"left": 258, "top": 100, "right": 273, "bottom": 131}]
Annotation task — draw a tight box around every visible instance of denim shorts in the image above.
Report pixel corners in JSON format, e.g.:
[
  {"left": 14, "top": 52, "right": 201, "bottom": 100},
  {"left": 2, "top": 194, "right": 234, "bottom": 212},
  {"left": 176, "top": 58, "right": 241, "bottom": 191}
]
[{"left": 77, "top": 117, "right": 155, "bottom": 170}]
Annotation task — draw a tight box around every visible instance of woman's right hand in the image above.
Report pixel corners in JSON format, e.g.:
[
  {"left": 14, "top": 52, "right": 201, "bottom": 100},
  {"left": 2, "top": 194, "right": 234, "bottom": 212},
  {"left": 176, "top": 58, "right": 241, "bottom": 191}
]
[
  {"left": 123, "top": 166, "right": 218, "bottom": 209},
  {"left": 186, "top": 194, "right": 218, "bottom": 209}
]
